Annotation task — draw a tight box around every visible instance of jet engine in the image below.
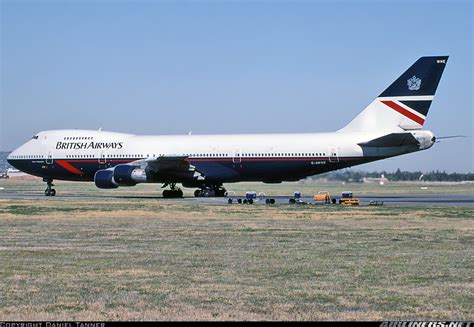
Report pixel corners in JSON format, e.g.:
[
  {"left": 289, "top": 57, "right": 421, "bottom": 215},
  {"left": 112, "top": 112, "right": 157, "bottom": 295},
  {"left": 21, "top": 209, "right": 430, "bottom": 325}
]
[
  {"left": 94, "top": 168, "right": 118, "bottom": 189},
  {"left": 113, "top": 164, "right": 147, "bottom": 186},
  {"left": 94, "top": 164, "right": 148, "bottom": 189}
]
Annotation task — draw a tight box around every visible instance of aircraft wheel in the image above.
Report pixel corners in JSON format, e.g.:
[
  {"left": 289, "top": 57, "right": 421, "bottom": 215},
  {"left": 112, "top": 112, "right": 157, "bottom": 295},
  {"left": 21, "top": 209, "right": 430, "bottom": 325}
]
[
  {"left": 214, "top": 189, "right": 227, "bottom": 197},
  {"left": 44, "top": 179, "right": 55, "bottom": 197}
]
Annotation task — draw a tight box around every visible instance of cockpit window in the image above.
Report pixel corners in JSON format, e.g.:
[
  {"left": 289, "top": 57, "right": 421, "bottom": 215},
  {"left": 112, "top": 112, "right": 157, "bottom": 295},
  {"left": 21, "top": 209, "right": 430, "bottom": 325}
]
[{"left": 32, "top": 135, "right": 39, "bottom": 140}]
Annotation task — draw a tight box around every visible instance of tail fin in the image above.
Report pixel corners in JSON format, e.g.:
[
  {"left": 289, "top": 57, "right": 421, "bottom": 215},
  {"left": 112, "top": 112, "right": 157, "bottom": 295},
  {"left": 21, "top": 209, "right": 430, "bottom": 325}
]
[{"left": 339, "top": 56, "right": 448, "bottom": 133}]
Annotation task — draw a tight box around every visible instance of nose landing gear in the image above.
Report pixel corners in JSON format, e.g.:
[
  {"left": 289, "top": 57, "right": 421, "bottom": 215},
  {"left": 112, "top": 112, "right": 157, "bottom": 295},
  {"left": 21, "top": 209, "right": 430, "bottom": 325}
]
[{"left": 44, "top": 178, "right": 56, "bottom": 196}]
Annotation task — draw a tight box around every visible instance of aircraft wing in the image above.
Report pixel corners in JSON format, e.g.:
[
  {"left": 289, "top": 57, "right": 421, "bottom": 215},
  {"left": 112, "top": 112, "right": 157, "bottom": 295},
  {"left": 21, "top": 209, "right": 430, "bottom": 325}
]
[
  {"left": 358, "top": 133, "right": 420, "bottom": 147},
  {"left": 144, "top": 155, "right": 191, "bottom": 172},
  {"left": 130, "top": 155, "right": 205, "bottom": 180}
]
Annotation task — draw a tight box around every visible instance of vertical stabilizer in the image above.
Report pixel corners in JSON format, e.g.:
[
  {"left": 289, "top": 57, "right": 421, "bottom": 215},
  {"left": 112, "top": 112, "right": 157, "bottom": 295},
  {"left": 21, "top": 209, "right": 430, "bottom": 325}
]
[{"left": 339, "top": 56, "right": 448, "bottom": 133}]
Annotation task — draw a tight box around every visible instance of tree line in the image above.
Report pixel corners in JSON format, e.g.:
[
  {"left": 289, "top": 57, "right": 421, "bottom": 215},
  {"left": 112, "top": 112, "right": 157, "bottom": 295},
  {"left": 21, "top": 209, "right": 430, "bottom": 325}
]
[{"left": 317, "top": 169, "right": 474, "bottom": 182}]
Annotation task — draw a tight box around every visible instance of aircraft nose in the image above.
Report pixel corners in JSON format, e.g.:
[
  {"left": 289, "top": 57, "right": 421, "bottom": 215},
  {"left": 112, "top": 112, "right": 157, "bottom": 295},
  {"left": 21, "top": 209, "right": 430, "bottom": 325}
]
[
  {"left": 6, "top": 151, "right": 14, "bottom": 164},
  {"left": 7, "top": 151, "right": 15, "bottom": 166},
  {"left": 6, "top": 148, "right": 20, "bottom": 168}
]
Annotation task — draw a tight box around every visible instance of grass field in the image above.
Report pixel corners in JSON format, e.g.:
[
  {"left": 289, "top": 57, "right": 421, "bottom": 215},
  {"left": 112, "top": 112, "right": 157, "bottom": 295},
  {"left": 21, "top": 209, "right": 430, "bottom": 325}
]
[
  {"left": 2, "top": 178, "right": 474, "bottom": 197},
  {"left": 0, "top": 180, "right": 473, "bottom": 320}
]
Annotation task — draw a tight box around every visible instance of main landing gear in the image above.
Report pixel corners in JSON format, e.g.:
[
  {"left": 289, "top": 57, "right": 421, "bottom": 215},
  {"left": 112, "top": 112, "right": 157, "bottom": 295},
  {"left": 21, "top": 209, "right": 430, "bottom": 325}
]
[
  {"left": 162, "top": 183, "right": 183, "bottom": 198},
  {"left": 44, "top": 178, "right": 56, "bottom": 196},
  {"left": 194, "top": 185, "right": 227, "bottom": 197}
]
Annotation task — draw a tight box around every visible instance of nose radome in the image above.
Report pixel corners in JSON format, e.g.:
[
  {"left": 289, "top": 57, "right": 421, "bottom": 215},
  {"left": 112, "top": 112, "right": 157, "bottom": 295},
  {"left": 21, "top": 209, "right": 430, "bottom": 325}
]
[
  {"left": 7, "top": 150, "right": 15, "bottom": 162},
  {"left": 6, "top": 153, "right": 15, "bottom": 170},
  {"left": 7, "top": 145, "right": 22, "bottom": 165}
]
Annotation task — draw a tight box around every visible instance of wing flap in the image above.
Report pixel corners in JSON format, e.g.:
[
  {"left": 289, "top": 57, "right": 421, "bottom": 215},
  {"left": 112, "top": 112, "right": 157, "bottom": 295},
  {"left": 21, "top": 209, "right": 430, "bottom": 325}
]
[{"left": 145, "top": 155, "right": 191, "bottom": 172}]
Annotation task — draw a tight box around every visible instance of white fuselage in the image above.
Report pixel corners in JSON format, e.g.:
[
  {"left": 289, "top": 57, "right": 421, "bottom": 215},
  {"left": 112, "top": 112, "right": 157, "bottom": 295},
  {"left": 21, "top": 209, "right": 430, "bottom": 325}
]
[{"left": 7, "top": 129, "right": 434, "bottom": 185}]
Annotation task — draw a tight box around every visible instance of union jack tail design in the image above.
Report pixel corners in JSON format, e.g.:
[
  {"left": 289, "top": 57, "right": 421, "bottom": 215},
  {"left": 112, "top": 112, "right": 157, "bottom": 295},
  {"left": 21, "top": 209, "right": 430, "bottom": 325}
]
[{"left": 340, "top": 56, "right": 448, "bottom": 133}]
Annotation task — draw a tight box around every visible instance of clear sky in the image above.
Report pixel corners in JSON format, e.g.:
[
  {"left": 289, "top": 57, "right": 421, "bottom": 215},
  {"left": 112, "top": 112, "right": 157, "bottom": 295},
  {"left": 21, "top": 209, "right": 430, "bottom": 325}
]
[{"left": 1, "top": 0, "right": 472, "bottom": 172}]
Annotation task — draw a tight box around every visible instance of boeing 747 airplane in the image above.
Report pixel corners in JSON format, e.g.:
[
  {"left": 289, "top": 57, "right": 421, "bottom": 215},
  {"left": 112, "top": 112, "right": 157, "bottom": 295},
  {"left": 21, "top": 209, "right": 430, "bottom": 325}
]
[{"left": 7, "top": 56, "right": 448, "bottom": 197}]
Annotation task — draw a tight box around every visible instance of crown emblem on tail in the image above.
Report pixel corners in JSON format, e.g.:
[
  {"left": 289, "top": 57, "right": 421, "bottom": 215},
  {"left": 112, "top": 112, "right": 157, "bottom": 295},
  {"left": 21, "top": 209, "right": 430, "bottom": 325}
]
[{"left": 407, "top": 75, "right": 422, "bottom": 91}]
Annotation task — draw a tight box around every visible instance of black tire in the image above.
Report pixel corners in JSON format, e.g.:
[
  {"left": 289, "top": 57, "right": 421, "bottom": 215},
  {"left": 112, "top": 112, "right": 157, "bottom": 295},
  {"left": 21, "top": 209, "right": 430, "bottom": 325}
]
[
  {"left": 289, "top": 199, "right": 296, "bottom": 204},
  {"left": 243, "top": 199, "right": 248, "bottom": 204},
  {"left": 270, "top": 199, "right": 275, "bottom": 204},
  {"left": 237, "top": 199, "right": 242, "bottom": 204},
  {"left": 177, "top": 189, "right": 183, "bottom": 198},
  {"left": 163, "top": 190, "right": 169, "bottom": 198},
  {"left": 194, "top": 190, "right": 201, "bottom": 197},
  {"left": 265, "top": 199, "right": 270, "bottom": 204},
  {"left": 44, "top": 189, "right": 50, "bottom": 196},
  {"left": 228, "top": 198, "right": 233, "bottom": 204},
  {"left": 248, "top": 199, "right": 254, "bottom": 205},
  {"left": 50, "top": 189, "right": 56, "bottom": 196}
]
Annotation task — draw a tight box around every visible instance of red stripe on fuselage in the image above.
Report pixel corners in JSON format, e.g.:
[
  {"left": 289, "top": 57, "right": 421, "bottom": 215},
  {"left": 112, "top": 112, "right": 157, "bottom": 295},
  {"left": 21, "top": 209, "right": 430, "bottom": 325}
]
[
  {"left": 381, "top": 100, "right": 425, "bottom": 125},
  {"left": 55, "top": 160, "right": 84, "bottom": 175}
]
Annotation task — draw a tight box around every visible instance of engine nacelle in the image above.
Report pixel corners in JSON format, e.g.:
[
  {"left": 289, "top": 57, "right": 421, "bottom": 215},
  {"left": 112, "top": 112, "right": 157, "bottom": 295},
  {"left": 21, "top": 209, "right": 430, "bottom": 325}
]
[
  {"left": 94, "top": 169, "right": 118, "bottom": 189},
  {"left": 113, "top": 164, "right": 147, "bottom": 186},
  {"left": 94, "top": 165, "right": 148, "bottom": 189}
]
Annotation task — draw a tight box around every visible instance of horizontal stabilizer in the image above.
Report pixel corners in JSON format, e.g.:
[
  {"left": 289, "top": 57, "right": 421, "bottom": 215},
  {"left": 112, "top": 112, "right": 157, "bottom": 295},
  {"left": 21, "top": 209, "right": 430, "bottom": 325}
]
[{"left": 358, "top": 133, "right": 420, "bottom": 147}]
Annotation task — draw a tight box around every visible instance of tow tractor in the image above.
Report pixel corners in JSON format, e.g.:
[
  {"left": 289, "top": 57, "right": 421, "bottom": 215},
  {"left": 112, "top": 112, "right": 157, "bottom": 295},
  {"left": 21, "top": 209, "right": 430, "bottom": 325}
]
[{"left": 339, "top": 191, "right": 360, "bottom": 205}]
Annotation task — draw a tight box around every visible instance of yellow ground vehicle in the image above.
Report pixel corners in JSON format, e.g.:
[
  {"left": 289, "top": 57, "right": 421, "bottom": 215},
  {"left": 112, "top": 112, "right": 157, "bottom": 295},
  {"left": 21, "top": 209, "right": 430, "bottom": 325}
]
[
  {"left": 339, "top": 191, "right": 360, "bottom": 205},
  {"left": 314, "top": 191, "right": 332, "bottom": 204}
]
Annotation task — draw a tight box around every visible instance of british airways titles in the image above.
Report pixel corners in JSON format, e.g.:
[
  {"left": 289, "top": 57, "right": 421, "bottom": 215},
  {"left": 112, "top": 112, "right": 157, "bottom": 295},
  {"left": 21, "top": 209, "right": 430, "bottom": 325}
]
[{"left": 56, "top": 141, "right": 124, "bottom": 150}]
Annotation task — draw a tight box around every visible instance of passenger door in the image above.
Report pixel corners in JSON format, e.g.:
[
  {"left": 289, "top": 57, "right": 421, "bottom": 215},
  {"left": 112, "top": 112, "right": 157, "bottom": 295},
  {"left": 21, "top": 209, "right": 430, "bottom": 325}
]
[
  {"left": 98, "top": 150, "right": 107, "bottom": 165},
  {"left": 328, "top": 146, "right": 339, "bottom": 163},
  {"left": 232, "top": 148, "right": 242, "bottom": 164},
  {"left": 46, "top": 150, "right": 53, "bottom": 164}
]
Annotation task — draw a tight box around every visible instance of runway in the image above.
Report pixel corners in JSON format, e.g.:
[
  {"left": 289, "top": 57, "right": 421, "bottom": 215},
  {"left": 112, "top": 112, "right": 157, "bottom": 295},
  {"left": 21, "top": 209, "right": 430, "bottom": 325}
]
[{"left": 1, "top": 190, "right": 473, "bottom": 207}]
